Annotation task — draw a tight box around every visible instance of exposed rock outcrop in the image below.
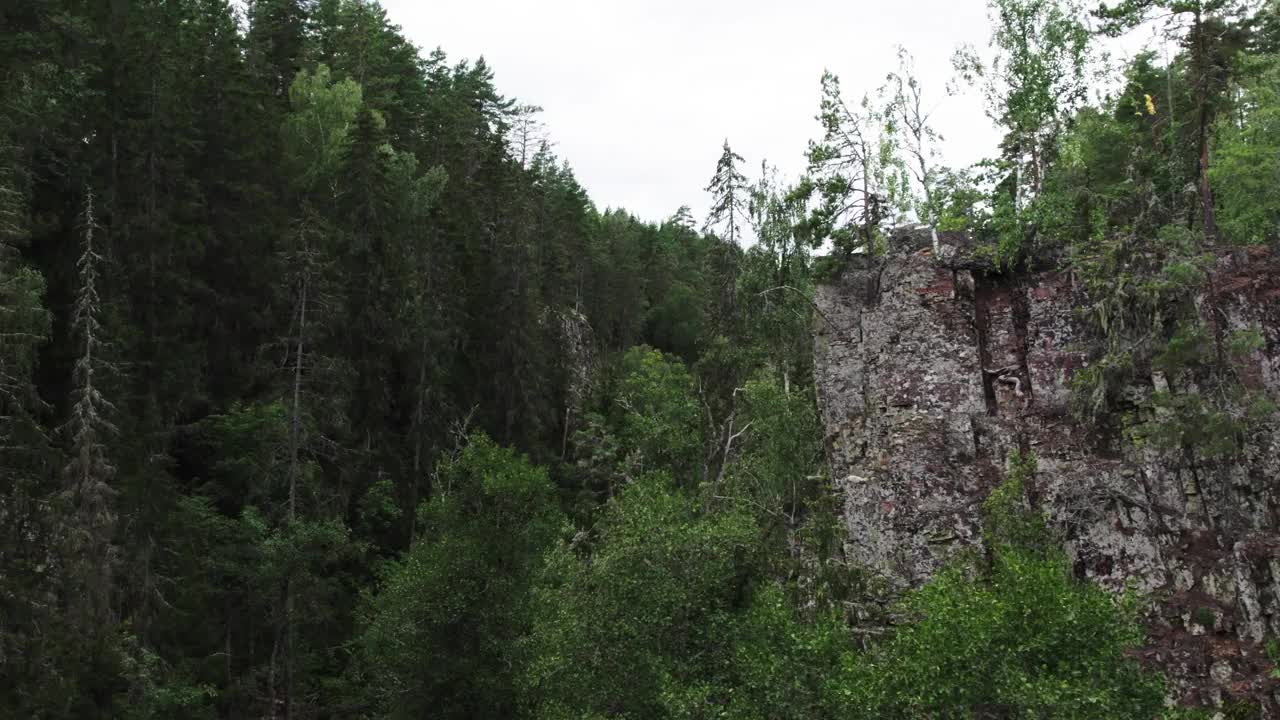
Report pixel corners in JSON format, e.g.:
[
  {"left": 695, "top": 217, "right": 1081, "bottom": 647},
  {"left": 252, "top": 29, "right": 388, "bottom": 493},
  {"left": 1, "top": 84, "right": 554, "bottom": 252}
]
[
  {"left": 545, "top": 305, "right": 598, "bottom": 456},
  {"left": 814, "top": 228, "right": 1280, "bottom": 712}
]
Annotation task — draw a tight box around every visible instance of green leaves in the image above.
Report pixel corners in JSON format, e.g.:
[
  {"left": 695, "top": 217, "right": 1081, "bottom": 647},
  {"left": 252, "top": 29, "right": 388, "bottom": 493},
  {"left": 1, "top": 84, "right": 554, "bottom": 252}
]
[
  {"left": 842, "top": 537, "right": 1164, "bottom": 719},
  {"left": 811, "top": 451, "right": 1172, "bottom": 719},
  {"left": 1266, "top": 638, "right": 1280, "bottom": 679},
  {"left": 1211, "top": 53, "right": 1280, "bottom": 245},
  {"left": 614, "top": 347, "right": 707, "bottom": 483},
  {"left": 521, "top": 477, "right": 839, "bottom": 720},
  {"left": 353, "top": 433, "right": 565, "bottom": 719},
  {"left": 722, "top": 376, "right": 823, "bottom": 523},
  {"left": 805, "top": 72, "right": 907, "bottom": 255},
  {"left": 11, "top": 0, "right": 1279, "bottom": 716},
  {"left": 281, "top": 64, "right": 364, "bottom": 194},
  {"left": 982, "top": 451, "right": 1053, "bottom": 555}
]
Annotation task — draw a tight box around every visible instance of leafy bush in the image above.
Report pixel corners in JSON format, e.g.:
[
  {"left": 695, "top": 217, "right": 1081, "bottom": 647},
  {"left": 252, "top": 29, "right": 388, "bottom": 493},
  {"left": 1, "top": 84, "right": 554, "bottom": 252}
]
[
  {"left": 520, "top": 478, "right": 842, "bottom": 720},
  {"left": 351, "top": 433, "right": 565, "bottom": 719}
]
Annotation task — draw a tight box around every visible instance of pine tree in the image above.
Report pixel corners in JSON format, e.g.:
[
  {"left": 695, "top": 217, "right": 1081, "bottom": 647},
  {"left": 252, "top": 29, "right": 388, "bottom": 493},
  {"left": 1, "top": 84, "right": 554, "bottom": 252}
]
[
  {"left": 805, "top": 72, "right": 908, "bottom": 254},
  {"left": 0, "top": 140, "right": 51, "bottom": 484},
  {"left": 0, "top": 120, "right": 63, "bottom": 717},
  {"left": 1, "top": 3, "right": 1260, "bottom": 717},
  {"left": 510, "top": 103, "right": 549, "bottom": 168},
  {"left": 247, "top": 0, "right": 313, "bottom": 103}
]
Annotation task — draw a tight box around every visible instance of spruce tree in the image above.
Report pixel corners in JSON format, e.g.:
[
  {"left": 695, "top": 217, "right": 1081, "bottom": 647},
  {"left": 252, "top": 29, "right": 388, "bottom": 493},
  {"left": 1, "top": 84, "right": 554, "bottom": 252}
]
[
  {"left": 703, "top": 140, "right": 749, "bottom": 245},
  {"left": 64, "top": 187, "right": 117, "bottom": 628}
]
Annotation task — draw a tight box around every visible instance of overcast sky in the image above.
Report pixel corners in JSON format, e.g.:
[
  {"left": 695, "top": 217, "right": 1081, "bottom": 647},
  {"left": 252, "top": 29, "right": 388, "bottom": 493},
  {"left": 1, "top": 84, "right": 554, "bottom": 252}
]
[{"left": 380, "top": 0, "right": 1122, "bottom": 226}]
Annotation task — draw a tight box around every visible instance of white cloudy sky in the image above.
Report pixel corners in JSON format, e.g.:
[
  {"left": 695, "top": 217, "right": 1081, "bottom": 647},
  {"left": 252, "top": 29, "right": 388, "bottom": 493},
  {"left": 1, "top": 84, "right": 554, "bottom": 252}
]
[{"left": 380, "top": 0, "right": 1146, "bottom": 225}]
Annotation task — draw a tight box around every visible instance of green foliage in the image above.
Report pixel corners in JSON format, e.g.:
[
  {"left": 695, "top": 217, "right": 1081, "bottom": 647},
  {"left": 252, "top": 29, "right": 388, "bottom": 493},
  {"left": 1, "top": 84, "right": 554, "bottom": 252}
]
[
  {"left": 723, "top": 376, "right": 823, "bottom": 523},
  {"left": 805, "top": 71, "right": 909, "bottom": 255},
  {"left": 1220, "top": 698, "right": 1264, "bottom": 720},
  {"left": 1266, "top": 637, "right": 1280, "bottom": 679},
  {"left": 821, "top": 449, "right": 1168, "bottom": 718},
  {"left": 646, "top": 280, "right": 706, "bottom": 362},
  {"left": 982, "top": 450, "right": 1052, "bottom": 554},
  {"left": 704, "top": 141, "right": 750, "bottom": 245},
  {"left": 1228, "top": 327, "right": 1266, "bottom": 358},
  {"left": 613, "top": 346, "right": 706, "bottom": 483},
  {"left": 1128, "top": 385, "right": 1276, "bottom": 459},
  {"left": 194, "top": 401, "right": 290, "bottom": 507},
  {"left": 1153, "top": 322, "right": 1211, "bottom": 376},
  {"left": 1067, "top": 224, "right": 1237, "bottom": 445},
  {"left": 0, "top": 260, "right": 54, "bottom": 495},
  {"left": 1211, "top": 53, "right": 1280, "bottom": 244},
  {"left": 953, "top": 0, "right": 1092, "bottom": 250},
  {"left": 1068, "top": 351, "right": 1136, "bottom": 428},
  {"left": 837, "top": 546, "right": 1166, "bottom": 719},
  {"left": 742, "top": 163, "right": 816, "bottom": 382},
  {"left": 282, "top": 64, "right": 365, "bottom": 193},
  {"left": 352, "top": 433, "right": 565, "bottom": 719},
  {"left": 521, "top": 478, "right": 840, "bottom": 720},
  {"left": 9, "top": 0, "right": 1279, "bottom": 716},
  {"left": 930, "top": 166, "right": 991, "bottom": 233},
  {"left": 832, "top": 450, "right": 1167, "bottom": 718},
  {"left": 116, "top": 639, "right": 216, "bottom": 720},
  {"left": 1136, "top": 319, "right": 1277, "bottom": 458},
  {"left": 785, "top": 482, "right": 871, "bottom": 618},
  {"left": 1193, "top": 606, "right": 1217, "bottom": 628}
]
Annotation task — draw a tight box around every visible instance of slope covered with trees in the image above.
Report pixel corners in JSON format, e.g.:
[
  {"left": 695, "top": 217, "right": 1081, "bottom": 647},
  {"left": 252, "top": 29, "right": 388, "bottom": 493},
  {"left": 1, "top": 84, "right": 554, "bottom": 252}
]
[{"left": 0, "top": 0, "right": 1277, "bottom": 717}]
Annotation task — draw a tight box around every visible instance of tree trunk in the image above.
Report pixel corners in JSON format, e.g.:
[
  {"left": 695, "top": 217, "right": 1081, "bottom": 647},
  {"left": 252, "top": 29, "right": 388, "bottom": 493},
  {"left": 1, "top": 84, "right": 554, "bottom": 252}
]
[
  {"left": 288, "top": 269, "right": 306, "bottom": 520},
  {"left": 1197, "top": 101, "right": 1218, "bottom": 243},
  {"left": 1194, "top": 11, "right": 1219, "bottom": 244},
  {"left": 409, "top": 332, "right": 429, "bottom": 542},
  {"left": 282, "top": 238, "right": 308, "bottom": 718}
]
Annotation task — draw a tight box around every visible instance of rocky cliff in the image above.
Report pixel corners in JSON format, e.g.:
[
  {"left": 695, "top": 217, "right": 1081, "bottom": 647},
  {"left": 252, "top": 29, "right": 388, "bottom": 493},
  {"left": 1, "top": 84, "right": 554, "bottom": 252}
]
[{"left": 814, "top": 228, "right": 1280, "bottom": 712}]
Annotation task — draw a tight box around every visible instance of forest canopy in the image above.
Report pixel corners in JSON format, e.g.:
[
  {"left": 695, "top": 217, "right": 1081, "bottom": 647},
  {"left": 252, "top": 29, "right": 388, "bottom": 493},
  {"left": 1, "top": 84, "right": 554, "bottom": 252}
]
[{"left": 1, "top": 0, "right": 1277, "bottom": 717}]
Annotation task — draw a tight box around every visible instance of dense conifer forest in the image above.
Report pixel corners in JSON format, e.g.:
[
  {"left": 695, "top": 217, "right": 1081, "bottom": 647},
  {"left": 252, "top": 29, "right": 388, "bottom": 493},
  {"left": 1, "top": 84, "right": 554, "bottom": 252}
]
[{"left": 1, "top": 0, "right": 1278, "bottom": 717}]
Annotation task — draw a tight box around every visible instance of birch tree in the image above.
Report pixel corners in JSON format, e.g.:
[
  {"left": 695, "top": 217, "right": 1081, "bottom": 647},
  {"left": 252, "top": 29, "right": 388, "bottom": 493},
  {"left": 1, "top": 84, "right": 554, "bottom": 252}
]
[
  {"left": 885, "top": 47, "right": 945, "bottom": 225},
  {"left": 271, "top": 64, "right": 362, "bottom": 718},
  {"left": 954, "top": 0, "right": 1091, "bottom": 208}
]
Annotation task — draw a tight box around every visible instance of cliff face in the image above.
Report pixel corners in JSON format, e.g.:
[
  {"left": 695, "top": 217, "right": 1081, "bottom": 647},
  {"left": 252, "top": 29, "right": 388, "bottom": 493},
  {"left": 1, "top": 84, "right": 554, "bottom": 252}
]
[{"left": 814, "top": 228, "right": 1280, "bottom": 711}]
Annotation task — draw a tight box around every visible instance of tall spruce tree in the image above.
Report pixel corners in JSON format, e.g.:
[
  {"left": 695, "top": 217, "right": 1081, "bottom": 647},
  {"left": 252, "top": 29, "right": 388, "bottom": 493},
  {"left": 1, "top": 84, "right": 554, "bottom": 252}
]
[
  {"left": 703, "top": 140, "right": 749, "bottom": 245},
  {"left": 63, "top": 187, "right": 117, "bottom": 628}
]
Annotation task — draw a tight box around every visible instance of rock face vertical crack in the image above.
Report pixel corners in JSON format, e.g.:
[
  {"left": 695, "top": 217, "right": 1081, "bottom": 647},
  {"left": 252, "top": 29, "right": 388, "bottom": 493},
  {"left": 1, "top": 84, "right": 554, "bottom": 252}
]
[
  {"left": 973, "top": 275, "right": 999, "bottom": 416},
  {"left": 1011, "top": 281, "right": 1034, "bottom": 404}
]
